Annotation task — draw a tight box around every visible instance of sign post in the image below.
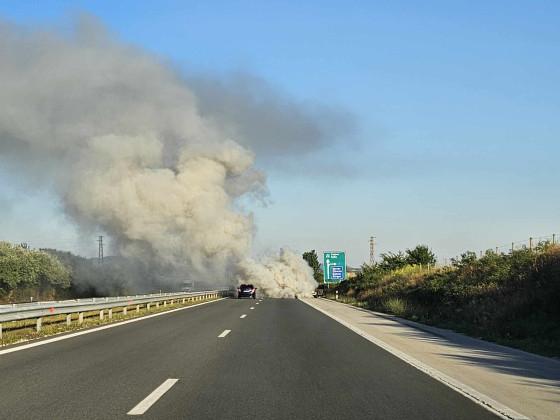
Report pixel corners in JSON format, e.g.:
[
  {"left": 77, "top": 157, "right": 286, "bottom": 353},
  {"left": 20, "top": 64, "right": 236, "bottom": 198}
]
[{"left": 323, "top": 252, "right": 346, "bottom": 283}]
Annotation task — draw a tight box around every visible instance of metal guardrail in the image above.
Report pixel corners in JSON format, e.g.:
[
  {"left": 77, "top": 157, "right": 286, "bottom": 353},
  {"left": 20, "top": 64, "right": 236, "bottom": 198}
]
[{"left": 0, "top": 290, "right": 229, "bottom": 338}]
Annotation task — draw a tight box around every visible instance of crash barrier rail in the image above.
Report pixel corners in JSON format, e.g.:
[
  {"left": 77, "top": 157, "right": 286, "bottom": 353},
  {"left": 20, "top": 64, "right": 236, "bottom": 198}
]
[{"left": 0, "top": 290, "right": 229, "bottom": 338}]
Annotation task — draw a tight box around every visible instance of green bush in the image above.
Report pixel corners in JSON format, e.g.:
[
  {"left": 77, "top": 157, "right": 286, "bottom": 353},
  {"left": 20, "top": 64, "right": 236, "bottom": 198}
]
[
  {"left": 383, "top": 298, "right": 408, "bottom": 317},
  {"left": 333, "top": 245, "right": 560, "bottom": 357},
  {"left": 0, "top": 242, "right": 71, "bottom": 300}
]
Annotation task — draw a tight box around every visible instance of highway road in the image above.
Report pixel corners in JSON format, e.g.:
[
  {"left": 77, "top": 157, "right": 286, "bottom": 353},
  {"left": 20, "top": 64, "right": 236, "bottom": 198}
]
[{"left": 0, "top": 298, "right": 499, "bottom": 419}]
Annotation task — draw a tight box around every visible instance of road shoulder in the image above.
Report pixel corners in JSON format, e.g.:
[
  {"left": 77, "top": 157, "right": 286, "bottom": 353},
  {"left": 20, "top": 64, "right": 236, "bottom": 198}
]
[{"left": 302, "top": 297, "right": 560, "bottom": 420}]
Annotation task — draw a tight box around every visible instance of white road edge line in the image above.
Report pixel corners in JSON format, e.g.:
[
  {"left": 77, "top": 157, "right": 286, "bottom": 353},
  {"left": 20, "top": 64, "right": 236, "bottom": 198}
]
[
  {"left": 0, "top": 298, "right": 227, "bottom": 356},
  {"left": 128, "top": 378, "right": 178, "bottom": 416},
  {"left": 300, "top": 299, "right": 529, "bottom": 420},
  {"left": 240, "top": 314, "right": 247, "bottom": 319},
  {"left": 218, "top": 329, "right": 231, "bottom": 338}
]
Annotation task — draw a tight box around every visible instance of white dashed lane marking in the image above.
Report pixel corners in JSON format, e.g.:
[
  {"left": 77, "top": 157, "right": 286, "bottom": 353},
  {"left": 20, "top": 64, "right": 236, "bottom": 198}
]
[
  {"left": 218, "top": 330, "right": 231, "bottom": 338},
  {"left": 128, "top": 379, "right": 178, "bottom": 416},
  {"left": 250, "top": 307, "right": 255, "bottom": 310},
  {"left": 240, "top": 314, "right": 247, "bottom": 319}
]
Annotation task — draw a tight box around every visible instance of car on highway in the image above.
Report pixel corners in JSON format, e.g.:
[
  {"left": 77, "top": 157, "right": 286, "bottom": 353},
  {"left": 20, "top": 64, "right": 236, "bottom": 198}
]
[
  {"left": 237, "top": 284, "right": 257, "bottom": 299},
  {"left": 312, "top": 284, "right": 325, "bottom": 298}
]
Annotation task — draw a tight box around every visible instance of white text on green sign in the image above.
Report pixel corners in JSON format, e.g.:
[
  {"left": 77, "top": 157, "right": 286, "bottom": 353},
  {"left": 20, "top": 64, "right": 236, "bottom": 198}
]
[{"left": 323, "top": 252, "right": 346, "bottom": 283}]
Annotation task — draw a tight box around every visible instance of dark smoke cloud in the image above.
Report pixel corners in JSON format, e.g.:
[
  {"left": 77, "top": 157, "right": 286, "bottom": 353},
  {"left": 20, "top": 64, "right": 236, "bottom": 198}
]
[{"left": 188, "top": 72, "right": 356, "bottom": 165}]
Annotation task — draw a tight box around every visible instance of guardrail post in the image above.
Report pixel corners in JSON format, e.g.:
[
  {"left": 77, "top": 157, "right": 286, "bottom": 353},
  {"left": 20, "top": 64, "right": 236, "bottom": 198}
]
[
  {"left": 170, "top": 299, "right": 174, "bottom": 305},
  {"left": 37, "top": 317, "right": 42, "bottom": 332},
  {"left": 79, "top": 312, "right": 84, "bottom": 324},
  {"left": 163, "top": 300, "right": 167, "bottom": 307},
  {"left": 123, "top": 306, "right": 127, "bottom": 316},
  {"left": 108, "top": 308, "right": 113, "bottom": 319},
  {"left": 66, "top": 314, "right": 71, "bottom": 326},
  {"left": 147, "top": 303, "right": 150, "bottom": 310},
  {"left": 136, "top": 304, "right": 140, "bottom": 313},
  {"left": 99, "top": 310, "right": 104, "bottom": 320},
  {"left": 183, "top": 298, "right": 185, "bottom": 303},
  {"left": 0, "top": 323, "right": 2, "bottom": 339},
  {"left": 156, "top": 302, "right": 159, "bottom": 308}
]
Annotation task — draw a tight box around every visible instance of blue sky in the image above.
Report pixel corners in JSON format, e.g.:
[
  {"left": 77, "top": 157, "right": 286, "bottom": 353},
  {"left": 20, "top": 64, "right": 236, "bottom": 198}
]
[{"left": 1, "top": 0, "right": 558, "bottom": 266}]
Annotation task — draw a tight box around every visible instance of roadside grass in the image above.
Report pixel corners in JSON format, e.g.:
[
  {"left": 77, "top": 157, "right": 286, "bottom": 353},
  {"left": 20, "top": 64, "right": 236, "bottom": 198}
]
[
  {"left": 382, "top": 298, "right": 408, "bottom": 317},
  {"left": 0, "top": 296, "right": 219, "bottom": 347},
  {"left": 328, "top": 246, "right": 560, "bottom": 358},
  {"left": 329, "top": 295, "right": 368, "bottom": 309}
]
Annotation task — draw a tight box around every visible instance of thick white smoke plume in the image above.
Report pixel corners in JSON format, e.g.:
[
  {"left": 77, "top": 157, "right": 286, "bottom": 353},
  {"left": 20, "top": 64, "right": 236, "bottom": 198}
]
[
  {"left": 0, "top": 15, "right": 320, "bottom": 296},
  {"left": 237, "top": 249, "right": 317, "bottom": 298}
]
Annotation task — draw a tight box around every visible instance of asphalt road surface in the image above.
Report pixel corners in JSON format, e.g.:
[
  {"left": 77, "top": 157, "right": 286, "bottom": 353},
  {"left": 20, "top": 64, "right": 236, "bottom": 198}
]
[{"left": 0, "top": 298, "right": 499, "bottom": 419}]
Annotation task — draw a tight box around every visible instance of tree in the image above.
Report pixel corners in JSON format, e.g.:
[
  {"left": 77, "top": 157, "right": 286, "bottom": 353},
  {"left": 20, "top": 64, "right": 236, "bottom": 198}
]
[
  {"left": 405, "top": 245, "right": 436, "bottom": 266},
  {"left": 0, "top": 242, "right": 70, "bottom": 299},
  {"left": 379, "top": 251, "right": 407, "bottom": 271},
  {"left": 302, "top": 250, "right": 323, "bottom": 283},
  {"left": 451, "top": 251, "right": 477, "bottom": 267}
]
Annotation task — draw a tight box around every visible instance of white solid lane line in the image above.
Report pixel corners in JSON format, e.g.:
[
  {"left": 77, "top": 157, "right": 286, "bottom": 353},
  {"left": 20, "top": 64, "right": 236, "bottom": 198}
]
[
  {"left": 128, "top": 378, "right": 178, "bottom": 416},
  {"left": 218, "top": 330, "right": 231, "bottom": 338},
  {"left": 240, "top": 314, "right": 247, "bottom": 318}
]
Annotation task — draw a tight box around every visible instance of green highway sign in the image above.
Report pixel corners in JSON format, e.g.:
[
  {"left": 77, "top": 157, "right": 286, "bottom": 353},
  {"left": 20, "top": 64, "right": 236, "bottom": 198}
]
[{"left": 323, "top": 251, "right": 346, "bottom": 283}]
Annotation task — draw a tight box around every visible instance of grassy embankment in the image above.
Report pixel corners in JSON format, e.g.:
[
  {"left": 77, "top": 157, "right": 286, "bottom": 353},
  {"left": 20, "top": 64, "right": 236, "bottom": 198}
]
[
  {"left": 329, "top": 245, "right": 560, "bottom": 358},
  {"left": 0, "top": 296, "right": 219, "bottom": 347}
]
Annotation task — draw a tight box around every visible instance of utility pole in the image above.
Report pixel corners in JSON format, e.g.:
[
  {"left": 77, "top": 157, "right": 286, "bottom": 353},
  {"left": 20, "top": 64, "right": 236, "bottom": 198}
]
[
  {"left": 97, "top": 236, "right": 104, "bottom": 266},
  {"left": 370, "top": 237, "right": 375, "bottom": 267}
]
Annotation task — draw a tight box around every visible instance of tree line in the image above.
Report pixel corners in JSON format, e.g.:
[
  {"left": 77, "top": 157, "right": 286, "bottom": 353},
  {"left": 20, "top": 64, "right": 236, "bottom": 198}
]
[
  {"left": 0, "top": 242, "right": 71, "bottom": 301},
  {"left": 303, "top": 245, "right": 437, "bottom": 283}
]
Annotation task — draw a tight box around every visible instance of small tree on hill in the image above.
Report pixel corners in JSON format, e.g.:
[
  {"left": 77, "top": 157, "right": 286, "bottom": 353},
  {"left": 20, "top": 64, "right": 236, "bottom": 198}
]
[
  {"left": 405, "top": 245, "right": 436, "bottom": 266},
  {"left": 379, "top": 251, "right": 407, "bottom": 271},
  {"left": 451, "top": 251, "right": 477, "bottom": 267}
]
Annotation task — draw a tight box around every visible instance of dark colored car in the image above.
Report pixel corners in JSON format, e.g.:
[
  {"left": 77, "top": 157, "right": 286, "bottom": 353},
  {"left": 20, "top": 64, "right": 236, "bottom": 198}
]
[
  {"left": 238, "top": 284, "right": 257, "bottom": 299},
  {"left": 312, "top": 284, "right": 325, "bottom": 298}
]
